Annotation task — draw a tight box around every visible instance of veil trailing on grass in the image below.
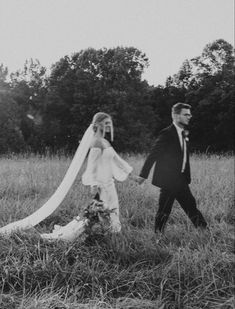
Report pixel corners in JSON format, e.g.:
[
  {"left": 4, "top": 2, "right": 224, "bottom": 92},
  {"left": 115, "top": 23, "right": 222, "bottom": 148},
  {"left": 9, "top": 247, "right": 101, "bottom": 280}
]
[{"left": 0, "top": 124, "right": 94, "bottom": 235}]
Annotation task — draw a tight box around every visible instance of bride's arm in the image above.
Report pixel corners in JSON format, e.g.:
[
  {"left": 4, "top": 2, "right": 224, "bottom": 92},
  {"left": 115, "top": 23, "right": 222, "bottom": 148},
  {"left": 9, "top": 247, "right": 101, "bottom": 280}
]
[
  {"left": 112, "top": 151, "right": 144, "bottom": 183},
  {"left": 113, "top": 150, "right": 133, "bottom": 175}
]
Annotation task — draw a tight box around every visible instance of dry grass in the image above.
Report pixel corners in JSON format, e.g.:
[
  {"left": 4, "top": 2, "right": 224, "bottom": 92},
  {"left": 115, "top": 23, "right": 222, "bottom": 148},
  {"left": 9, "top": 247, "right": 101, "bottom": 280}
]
[{"left": 0, "top": 153, "right": 234, "bottom": 309}]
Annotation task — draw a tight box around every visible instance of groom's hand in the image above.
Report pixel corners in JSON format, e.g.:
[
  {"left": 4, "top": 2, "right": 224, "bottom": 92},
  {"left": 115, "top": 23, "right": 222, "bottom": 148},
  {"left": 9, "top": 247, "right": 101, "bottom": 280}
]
[
  {"left": 136, "top": 176, "right": 146, "bottom": 185},
  {"left": 129, "top": 174, "right": 141, "bottom": 183}
]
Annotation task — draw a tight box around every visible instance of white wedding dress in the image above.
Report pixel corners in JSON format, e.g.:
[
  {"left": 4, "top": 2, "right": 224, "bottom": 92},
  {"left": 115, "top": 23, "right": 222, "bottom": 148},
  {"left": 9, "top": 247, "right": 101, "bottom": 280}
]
[{"left": 82, "top": 146, "right": 133, "bottom": 232}]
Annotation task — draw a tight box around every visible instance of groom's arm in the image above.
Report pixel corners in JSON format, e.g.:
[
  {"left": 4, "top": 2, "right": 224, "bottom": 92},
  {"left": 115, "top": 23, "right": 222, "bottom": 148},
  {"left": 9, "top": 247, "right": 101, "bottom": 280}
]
[{"left": 139, "top": 132, "right": 167, "bottom": 180}]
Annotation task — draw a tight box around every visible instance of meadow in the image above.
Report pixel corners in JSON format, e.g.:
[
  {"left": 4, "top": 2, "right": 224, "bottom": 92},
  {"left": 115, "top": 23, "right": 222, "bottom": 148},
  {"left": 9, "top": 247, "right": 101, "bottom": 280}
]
[{"left": 0, "top": 153, "right": 234, "bottom": 309}]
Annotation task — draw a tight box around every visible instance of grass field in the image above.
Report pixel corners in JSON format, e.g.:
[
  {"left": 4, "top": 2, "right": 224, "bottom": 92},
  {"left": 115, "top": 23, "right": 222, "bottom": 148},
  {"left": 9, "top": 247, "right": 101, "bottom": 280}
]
[{"left": 0, "top": 153, "right": 234, "bottom": 309}]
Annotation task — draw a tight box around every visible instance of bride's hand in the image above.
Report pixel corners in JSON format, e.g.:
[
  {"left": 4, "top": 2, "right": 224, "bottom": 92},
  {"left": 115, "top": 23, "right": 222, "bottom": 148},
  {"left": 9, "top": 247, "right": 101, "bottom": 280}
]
[
  {"left": 136, "top": 176, "right": 145, "bottom": 185},
  {"left": 129, "top": 174, "right": 145, "bottom": 184}
]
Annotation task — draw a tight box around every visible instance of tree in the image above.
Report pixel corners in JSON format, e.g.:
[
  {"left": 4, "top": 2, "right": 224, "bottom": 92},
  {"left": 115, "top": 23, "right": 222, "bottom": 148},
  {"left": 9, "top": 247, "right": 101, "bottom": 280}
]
[
  {"left": 191, "top": 39, "right": 234, "bottom": 82},
  {"left": 44, "top": 47, "right": 155, "bottom": 152},
  {"left": 183, "top": 39, "right": 234, "bottom": 151},
  {"left": 168, "top": 60, "right": 196, "bottom": 89},
  {"left": 170, "top": 39, "right": 234, "bottom": 90},
  {"left": 0, "top": 66, "right": 25, "bottom": 153},
  {"left": 10, "top": 59, "right": 48, "bottom": 151},
  {"left": 0, "top": 64, "right": 9, "bottom": 89}
]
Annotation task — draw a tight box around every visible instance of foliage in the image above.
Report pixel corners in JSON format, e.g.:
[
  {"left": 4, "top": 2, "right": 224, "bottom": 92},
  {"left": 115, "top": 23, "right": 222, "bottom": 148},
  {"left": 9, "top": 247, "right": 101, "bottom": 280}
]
[
  {"left": 0, "top": 39, "right": 234, "bottom": 153},
  {"left": 9, "top": 59, "right": 48, "bottom": 152},
  {"left": 0, "top": 66, "right": 25, "bottom": 154},
  {"left": 161, "top": 39, "right": 234, "bottom": 151},
  {"left": 43, "top": 47, "right": 154, "bottom": 152},
  {"left": 185, "top": 39, "right": 235, "bottom": 151}
]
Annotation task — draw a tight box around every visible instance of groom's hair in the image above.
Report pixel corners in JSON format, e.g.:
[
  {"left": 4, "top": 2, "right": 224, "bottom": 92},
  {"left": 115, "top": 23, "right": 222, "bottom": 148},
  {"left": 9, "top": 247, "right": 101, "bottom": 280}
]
[{"left": 172, "top": 103, "right": 191, "bottom": 115}]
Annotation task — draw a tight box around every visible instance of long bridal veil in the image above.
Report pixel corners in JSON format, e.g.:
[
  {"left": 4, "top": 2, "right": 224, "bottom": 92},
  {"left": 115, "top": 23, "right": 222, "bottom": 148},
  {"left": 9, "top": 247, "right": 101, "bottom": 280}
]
[{"left": 0, "top": 124, "right": 94, "bottom": 235}]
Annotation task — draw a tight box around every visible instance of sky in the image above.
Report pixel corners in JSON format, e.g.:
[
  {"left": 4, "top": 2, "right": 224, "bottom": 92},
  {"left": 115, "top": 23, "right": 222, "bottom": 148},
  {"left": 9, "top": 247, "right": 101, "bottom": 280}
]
[{"left": 0, "top": 0, "right": 234, "bottom": 86}]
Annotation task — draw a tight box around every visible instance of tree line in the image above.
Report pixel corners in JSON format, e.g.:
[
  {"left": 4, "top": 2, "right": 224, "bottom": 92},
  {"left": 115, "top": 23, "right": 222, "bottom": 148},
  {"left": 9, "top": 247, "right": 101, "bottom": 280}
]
[{"left": 0, "top": 39, "right": 234, "bottom": 154}]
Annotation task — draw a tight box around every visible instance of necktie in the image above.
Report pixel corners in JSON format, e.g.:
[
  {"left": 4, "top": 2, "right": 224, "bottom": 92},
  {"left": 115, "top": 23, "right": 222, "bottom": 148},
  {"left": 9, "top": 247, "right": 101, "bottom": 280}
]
[{"left": 181, "top": 131, "right": 187, "bottom": 172}]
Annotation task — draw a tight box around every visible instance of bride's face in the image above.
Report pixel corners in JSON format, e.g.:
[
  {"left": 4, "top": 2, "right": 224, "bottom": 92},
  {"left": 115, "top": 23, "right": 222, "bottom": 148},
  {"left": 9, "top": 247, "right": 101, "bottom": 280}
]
[{"left": 101, "top": 117, "right": 112, "bottom": 133}]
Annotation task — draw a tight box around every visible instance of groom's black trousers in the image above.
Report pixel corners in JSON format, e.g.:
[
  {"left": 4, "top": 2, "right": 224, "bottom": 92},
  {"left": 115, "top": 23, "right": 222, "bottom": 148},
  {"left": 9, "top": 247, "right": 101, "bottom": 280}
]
[{"left": 155, "top": 175, "right": 207, "bottom": 232}]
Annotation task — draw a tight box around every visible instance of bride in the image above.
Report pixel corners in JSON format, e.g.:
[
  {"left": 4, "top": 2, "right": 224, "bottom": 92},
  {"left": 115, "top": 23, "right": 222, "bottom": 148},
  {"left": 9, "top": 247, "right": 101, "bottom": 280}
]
[{"left": 0, "top": 112, "right": 134, "bottom": 240}]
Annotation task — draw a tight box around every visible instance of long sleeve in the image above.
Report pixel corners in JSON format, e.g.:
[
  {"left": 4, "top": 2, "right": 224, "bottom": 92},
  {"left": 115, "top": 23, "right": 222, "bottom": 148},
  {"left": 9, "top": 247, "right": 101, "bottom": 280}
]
[
  {"left": 112, "top": 150, "right": 133, "bottom": 182},
  {"left": 139, "top": 132, "right": 167, "bottom": 179},
  {"left": 82, "top": 148, "right": 102, "bottom": 186}
]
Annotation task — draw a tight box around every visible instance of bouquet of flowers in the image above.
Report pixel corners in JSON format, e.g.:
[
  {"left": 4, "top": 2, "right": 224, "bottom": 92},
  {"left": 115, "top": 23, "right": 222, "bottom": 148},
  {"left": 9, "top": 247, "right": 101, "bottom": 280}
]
[{"left": 83, "top": 196, "right": 114, "bottom": 236}]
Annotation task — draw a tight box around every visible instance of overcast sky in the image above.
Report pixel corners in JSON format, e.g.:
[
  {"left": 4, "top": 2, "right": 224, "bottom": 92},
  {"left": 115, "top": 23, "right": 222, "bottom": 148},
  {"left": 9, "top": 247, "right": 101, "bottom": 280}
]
[{"left": 0, "top": 0, "right": 234, "bottom": 86}]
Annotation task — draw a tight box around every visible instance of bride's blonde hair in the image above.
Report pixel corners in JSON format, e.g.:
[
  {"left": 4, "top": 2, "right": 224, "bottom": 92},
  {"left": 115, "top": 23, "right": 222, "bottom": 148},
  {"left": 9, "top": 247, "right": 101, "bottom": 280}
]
[{"left": 92, "top": 112, "right": 114, "bottom": 141}]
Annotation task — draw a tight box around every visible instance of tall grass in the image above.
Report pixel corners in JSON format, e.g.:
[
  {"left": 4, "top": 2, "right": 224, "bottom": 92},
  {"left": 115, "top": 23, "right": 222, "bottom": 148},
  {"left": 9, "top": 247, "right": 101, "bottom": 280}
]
[{"left": 0, "top": 154, "right": 234, "bottom": 309}]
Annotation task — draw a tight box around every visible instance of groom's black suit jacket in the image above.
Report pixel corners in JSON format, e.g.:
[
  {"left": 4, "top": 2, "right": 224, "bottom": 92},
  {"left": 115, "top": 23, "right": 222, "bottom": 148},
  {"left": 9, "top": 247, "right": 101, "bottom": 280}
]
[{"left": 140, "top": 124, "right": 191, "bottom": 190}]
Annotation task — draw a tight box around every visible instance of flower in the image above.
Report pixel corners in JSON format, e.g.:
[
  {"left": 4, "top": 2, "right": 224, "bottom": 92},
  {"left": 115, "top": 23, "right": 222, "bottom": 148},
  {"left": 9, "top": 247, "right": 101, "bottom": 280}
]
[
  {"left": 183, "top": 130, "right": 190, "bottom": 142},
  {"left": 83, "top": 199, "right": 114, "bottom": 235}
]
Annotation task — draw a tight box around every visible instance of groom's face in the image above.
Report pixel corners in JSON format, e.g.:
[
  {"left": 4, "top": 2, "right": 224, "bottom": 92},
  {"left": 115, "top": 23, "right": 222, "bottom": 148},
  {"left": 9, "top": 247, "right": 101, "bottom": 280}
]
[{"left": 178, "top": 108, "right": 192, "bottom": 127}]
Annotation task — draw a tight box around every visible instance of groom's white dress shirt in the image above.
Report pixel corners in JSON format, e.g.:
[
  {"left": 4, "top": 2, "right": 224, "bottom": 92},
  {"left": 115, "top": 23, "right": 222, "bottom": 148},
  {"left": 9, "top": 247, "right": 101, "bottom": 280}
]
[{"left": 173, "top": 122, "right": 187, "bottom": 173}]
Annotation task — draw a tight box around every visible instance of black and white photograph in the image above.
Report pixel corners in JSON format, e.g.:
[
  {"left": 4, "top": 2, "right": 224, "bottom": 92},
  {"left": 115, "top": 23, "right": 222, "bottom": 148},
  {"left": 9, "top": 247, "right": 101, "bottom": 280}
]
[{"left": 0, "top": 0, "right": 234, "bottom": 308}]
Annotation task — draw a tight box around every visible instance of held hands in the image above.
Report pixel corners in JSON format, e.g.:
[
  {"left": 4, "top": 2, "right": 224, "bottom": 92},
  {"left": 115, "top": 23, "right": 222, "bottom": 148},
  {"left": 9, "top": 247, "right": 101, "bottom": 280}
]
[
  {"left": 91, "top": 175, "right": 145, "bottom": 196},
  {"left": 129, "top": 174, "right": 146, "bottom": 185},
  {"left": 135, "top": 176, "right": 145, "bottom": 185}
]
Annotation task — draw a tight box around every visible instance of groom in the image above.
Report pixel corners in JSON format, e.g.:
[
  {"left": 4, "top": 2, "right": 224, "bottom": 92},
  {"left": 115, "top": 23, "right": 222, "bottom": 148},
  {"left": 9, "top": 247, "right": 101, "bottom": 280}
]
[{"left": 137, "top": 103, "right": 207, "bottom": 233}]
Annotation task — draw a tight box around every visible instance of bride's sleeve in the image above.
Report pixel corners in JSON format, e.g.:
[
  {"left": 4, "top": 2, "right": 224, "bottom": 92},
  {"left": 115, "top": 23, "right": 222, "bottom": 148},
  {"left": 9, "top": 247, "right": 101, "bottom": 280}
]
[
  {"left": 112, "top": 150, "right": 133, "bottom": 181},
  {"left": 82, "top": 148, "right": 101, "bottom": 186}
]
